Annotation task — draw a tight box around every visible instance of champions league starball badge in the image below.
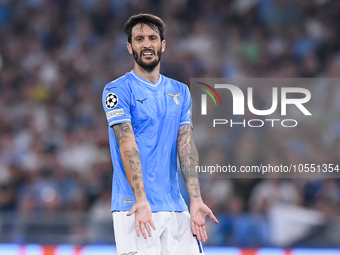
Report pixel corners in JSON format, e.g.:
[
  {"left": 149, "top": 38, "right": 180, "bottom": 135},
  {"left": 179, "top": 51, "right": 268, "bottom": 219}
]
[{"left": 105, "top": 93, "right": 118, "bottom": 109}]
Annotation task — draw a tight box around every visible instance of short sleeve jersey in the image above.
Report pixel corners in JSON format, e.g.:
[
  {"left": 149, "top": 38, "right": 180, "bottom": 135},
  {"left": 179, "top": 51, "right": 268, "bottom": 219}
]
[{"left": 102, "top": 70, "right": 192, "bottom": 212}]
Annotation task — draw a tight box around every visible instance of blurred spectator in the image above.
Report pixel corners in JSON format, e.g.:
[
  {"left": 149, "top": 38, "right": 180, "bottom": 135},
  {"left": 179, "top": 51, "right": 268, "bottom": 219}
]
[{"left": 249, "top": 178, "right": 301, "bottom": 214}]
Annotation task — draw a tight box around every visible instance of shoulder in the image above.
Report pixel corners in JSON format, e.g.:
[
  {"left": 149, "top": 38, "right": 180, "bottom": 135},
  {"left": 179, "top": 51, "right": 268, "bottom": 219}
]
[
  {"left": 103, "top": 73, "right": 130, "bottom": 92},
  {"left": 102, "top": 73, "right": 132, "bottom": 99}
]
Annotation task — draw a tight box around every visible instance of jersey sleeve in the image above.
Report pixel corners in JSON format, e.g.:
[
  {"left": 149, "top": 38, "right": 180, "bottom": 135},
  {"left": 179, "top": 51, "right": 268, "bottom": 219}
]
[
  {"left": 179, "top": 85, "right": 193, "bottom": 127},
  {"left": 102, "top": 79, "right": 132, "bottom": 126}
]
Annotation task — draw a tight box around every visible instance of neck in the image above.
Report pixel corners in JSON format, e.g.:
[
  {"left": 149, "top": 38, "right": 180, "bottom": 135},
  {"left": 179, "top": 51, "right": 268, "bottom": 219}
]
[{"left": 133, "top": 64, "right": 160, "bottom": 84}]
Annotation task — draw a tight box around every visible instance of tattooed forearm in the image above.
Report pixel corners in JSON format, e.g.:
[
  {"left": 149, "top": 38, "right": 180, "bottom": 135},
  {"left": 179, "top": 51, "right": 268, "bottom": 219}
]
[
  {"left": 177, "top": 125, "right": 201, "bottom": 199},
  {"left": 179, "top": 143, "right": 198, "bottom": 180},
  {"left": 132, "top": 175, "right": 142, "bottom": 181},
  {"left": 189, "top": 179, "right": 200, "bottom": 198},
  {"left": 135, "top": 183, "right": 142, "bottom": 197},
  {"left": 123, "top": 148, "right": 141, "bottom": 172},
  {"left": 123, "top": 148, "right": 145, "bottom": 199},
  {"left": 113, "top": 122, "right": 147, "bottom": 201},
  {"left": 113, "top": 122, "right": 133, "bottom": 144}
]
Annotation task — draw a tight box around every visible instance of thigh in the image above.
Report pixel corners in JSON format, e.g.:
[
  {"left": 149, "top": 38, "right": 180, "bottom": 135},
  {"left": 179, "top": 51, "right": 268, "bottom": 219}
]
[
  {"left": 112, "top": 211, "right": 167, "bottom": 255},
  {"left": 160, "top": 211, "right": 205, "bottom": 255}
]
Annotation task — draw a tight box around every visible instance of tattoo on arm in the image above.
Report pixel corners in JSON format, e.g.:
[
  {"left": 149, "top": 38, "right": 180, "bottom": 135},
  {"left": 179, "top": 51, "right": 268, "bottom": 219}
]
[
  {"left": 177, "top": 125, "right": 201, "bottom": 198},
  {"left": 113, "top": 123, "right": 145, "bottom": 198},
  {"left": 113, "top": 123, "right": 133, "bottom": 144},
  {"left": 132, "top": 175, "right": 142, "bottom": 181},
  {"left": 177, "top": 126, "right": 190, "bottom": 142},
  {"left": 135, "top": 183, "right": 142, "bottom": 197},
  {"left": 189, "top": 179, "right": 200, "bottom": 198},
  {"left": 124, "top": 149, "right": 141, "bottom": 172}
]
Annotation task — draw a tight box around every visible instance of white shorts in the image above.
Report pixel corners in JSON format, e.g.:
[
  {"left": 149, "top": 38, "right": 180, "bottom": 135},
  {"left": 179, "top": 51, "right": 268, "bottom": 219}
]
[{"left": 112, "top": 211, "right": 204, "bottom": 255}]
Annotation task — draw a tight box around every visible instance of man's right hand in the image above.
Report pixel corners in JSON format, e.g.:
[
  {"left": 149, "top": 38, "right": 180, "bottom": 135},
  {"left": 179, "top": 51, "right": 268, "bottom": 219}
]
[{"left": 127, "top": 200, "right": 156, "bottom": 239}]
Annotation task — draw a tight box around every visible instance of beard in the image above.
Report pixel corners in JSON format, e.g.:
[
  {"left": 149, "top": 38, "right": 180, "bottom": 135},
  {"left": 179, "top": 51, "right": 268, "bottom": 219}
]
[{"left": 132, "top": 47, "right": 162, "bottom": 73}]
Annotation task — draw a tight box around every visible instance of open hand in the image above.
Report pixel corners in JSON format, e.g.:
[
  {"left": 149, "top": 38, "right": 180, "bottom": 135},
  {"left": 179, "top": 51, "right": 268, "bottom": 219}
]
[
  {"left": 127, "top": 201, "right": 156, "bottom": 239},
  {"left": 190, "top": 200, "right": 218, "bottom": 242}
]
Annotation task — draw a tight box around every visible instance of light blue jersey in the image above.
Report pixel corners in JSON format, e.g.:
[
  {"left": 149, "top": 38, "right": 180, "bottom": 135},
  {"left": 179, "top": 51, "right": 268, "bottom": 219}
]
[{"left": 102, "top": 70, "right": 192, "bottom": 212}]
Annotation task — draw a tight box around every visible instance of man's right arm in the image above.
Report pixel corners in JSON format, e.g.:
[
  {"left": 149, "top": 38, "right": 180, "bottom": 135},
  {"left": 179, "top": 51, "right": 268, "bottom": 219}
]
[{"left": 112, "top": 122, "right": 155, "bottom": 239}]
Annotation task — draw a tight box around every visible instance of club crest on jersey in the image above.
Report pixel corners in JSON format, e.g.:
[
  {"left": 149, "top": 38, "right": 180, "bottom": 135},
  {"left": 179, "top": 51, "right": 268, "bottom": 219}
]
[
  {"left": 166, "top": 93, "right": 181, "bottom": 105},
  {"left": 105, "top": 93, "right": 118, "bottom": 109}
]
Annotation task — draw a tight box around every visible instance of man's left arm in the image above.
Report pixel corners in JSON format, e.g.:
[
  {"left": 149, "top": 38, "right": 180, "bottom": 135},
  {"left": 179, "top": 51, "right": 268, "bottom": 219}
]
[{"left": 177, "top": 125, "right": 219, "bottom": 242}]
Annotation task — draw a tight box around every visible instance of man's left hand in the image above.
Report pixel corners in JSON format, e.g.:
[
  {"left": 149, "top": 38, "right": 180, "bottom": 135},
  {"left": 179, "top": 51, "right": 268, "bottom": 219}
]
[{"left": 190, "top": 199, "right": 218, "bottom": 242}]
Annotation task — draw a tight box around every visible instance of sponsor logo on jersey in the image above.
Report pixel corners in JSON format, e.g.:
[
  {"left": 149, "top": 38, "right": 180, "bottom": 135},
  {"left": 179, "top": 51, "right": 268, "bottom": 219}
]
[
  {"left": 121, "top": 252, "right": 137, "bottom": 255},
  {"left": 123, "top": 198, "right": 133, "bottom": 204},
  {"left": 106, "top": 86, "right": 117, "bottom": 92},
  {"left": 166, "top": 93, "right": 181, "bottom": 105},
  {"left": 106, "top": 109, "right": 124, "bottom": 119},
  {"left": 137, "top": 98, "right": 147, "bottom": 104},
  {"left": 105, "top": 93, "right": 118, "bottom": 109}
]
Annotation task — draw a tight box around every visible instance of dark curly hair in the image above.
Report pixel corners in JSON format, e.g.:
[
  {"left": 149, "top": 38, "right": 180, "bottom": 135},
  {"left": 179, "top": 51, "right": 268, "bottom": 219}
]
[{"left": 123, "top": 14, "right": 165, "bottom": 44}]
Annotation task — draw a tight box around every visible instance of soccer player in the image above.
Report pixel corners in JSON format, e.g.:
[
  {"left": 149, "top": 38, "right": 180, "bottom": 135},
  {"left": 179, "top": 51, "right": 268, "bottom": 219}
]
[{"left": 102, "top": 14, "right": 218, "bottom": 255}]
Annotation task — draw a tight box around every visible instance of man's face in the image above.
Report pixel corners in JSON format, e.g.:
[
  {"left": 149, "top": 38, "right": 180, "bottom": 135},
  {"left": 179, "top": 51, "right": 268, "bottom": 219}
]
[{"left": 127, "top": 23, "right": 166, "bottom": 72}]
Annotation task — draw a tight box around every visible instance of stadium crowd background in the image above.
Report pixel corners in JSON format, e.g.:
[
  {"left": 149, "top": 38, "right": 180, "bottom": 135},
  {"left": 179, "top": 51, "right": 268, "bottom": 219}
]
[{"left": 0, "top": 0, "right": 340, "bottom": 248}]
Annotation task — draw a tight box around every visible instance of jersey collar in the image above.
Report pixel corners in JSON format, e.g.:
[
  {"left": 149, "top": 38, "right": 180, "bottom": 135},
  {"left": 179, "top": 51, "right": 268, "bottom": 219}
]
[{"left": 130, "top": 70, "right": 163, "bottom": 88}]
